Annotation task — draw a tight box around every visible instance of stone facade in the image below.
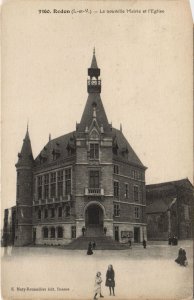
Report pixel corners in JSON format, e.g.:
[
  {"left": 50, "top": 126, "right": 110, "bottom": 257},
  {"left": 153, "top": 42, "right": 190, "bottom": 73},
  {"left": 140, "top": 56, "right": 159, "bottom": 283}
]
[
  {"left": 4, "top": 51, "right": 147, "bottom": 246},
  {"left": 146, "top": 179, "right": 194, "bottom": 240}
]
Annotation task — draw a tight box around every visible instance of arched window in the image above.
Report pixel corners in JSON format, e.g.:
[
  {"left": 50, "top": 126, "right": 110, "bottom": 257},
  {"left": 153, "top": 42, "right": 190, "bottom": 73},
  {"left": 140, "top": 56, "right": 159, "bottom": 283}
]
[
  {"left": 50, "top": 227, "right": 55, "bottom": 238},
  {"left": 38, "top": 209, "right": 41, "bottom": 220},
  {"left": 57, "top": 227, "right": 63, "bottom": 238},
  {"left": 43, "top": 227, "right": 48, "bottom": 239}
]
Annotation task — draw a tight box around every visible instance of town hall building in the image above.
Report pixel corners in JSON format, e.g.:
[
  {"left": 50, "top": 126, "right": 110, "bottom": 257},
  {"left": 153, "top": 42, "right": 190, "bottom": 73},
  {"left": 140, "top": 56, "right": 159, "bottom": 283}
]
[{"left": 4, "top": 51, "right": 147, "bottom": 246}]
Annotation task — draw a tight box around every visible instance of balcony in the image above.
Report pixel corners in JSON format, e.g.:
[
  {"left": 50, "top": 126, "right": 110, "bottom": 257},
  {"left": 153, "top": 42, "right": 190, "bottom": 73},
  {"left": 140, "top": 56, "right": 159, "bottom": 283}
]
[{"left": 85, "top": 188, "right": 104, "bottom": 197}]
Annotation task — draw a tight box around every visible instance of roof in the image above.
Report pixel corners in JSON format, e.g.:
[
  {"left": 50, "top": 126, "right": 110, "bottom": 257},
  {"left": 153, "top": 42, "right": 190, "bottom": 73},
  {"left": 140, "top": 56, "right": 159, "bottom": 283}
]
[
  {"left": 16, "top": 128, "right": 34, "bottom": 167},
  {"left": 112, "top": 128, "right": 144, "bottom": 167},
  {"left": 78, "top": 93, "right": 111, "bottom": 133},
  {"left": 34, "top": 131, "right": 75, "bottom": 166},
  {"left": 91, "top": 52, "right": 98, "bottom": 68},
  {"left": 146, "top": 197, "right": 177, "bottom": 214},
  {"left": 146, "top": 178, "right": 193, "bottom": 192}
]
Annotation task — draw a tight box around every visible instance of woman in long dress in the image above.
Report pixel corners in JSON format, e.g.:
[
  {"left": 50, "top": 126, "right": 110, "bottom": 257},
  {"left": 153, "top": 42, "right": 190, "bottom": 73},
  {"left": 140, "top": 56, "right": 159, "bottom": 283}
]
[
  {"left": 105, "top": 265, "right": 115, "bottom": 296},
  {"left": 87, "top": 242, "right": 93, "bottom": 255},
  {"left": 94, "top": 272, "right": 104, "bottom": 299}
]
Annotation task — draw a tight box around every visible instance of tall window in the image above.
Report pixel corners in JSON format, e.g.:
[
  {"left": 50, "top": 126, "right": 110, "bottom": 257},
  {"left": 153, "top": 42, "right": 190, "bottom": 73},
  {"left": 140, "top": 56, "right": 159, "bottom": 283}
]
[
  {"left": 113, "top": 165, "right": 119, "bottom": 174},
  {"left": 114, "top": 181, "right": 119, "bottom": 197},
  {"left": 134, "top": 207, "right": 140, "bottom": 219},
  {"left": 57, "top": 227, "right": 63, "bottom": 238},
  {"left": 44, "top": 174, "right": 49, "bottom": 199},
  {"left": 38, "top": 209, "right": 41, "bottom": 220},
  {"left": 133, "top": 186, "right": 139, "bottom": 201},
  {"left": 50, "top": 227, "right": 55, "bottom": 238},
  {"left": 44, "top": 209, "right": 48, "bottom": 219},
  {"left": 114, "top": 204, "right": 120, "bottom": 217},
  {"left": 50, "top": 172, "right": 56, "bottom": 198},
  {"left": 125, "top": 184, "right": 129, "bottom": 198},
  {"left": 38, "top": 176, "right": 42, "bottom": 200},
  {"left": 51, "top": 207, "right": 55, "bottom": 218},
  {"left": 89, "top": 143, "right": 99, "bottom": 159},
  {"left": 65, "top": 168, "right": 71, "bottom": 195},
  {"left": 57, "top": 170, "right": 64, "bottom": 197},
  {"left": 58, "top": 207, "right": 62, "bottom": 218},
  {"left": 71, "top": 226, "right": 76, "bottom": 238},
  {"left": 89, "top": 170, "right": 100, "bottom": 188},
  {"left": 43, "top": 227, "right": 48, "bottom": 239}
]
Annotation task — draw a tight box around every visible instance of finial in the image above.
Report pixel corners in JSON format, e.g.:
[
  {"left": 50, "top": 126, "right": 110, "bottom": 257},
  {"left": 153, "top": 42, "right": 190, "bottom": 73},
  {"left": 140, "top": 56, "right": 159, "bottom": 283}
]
[
  {"left": 93, "top": 47, "right": 95, "bottom": 55},
  {"left": 49, "top": 133, "right": 51, "bottom": 141},
  {"left": 120, "top": 123, "right": 122, "bottom": 132}
]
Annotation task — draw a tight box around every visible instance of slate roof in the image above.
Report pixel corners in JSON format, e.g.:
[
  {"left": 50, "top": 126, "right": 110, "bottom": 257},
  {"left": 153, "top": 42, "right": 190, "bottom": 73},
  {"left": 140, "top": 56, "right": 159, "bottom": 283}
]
[
  {"left": 146, "top": 197, "right": 176, "bottom": 214},
  {"left": 112, "top": 128, "right": 144, "bottom": 167},
  {"left": 78, "top": 93, "right": 111, "bottom": 133},
  {"left": 16, "top": 129, "right": 34, "bottom": 167},
  {"left": 91, "top": 52, "right": 98, "bottom": 68},
  {"left": 34, "top": 131, "right": 75, "bottom": 166}
]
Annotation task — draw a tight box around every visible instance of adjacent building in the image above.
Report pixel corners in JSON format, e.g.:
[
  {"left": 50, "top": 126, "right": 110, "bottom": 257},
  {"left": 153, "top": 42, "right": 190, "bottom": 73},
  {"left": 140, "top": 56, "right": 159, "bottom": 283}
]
[{"left": 146, "top": 178, "right": 194, "bottom": 240}]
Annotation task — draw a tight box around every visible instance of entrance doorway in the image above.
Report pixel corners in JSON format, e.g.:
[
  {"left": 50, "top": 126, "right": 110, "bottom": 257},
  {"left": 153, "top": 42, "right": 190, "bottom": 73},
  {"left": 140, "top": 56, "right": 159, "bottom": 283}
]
[
  {"left": 85, "top": 204, "right": 103, "bottom": 236},
  {"left": 86, "top": 204, "right": 103, "bottom": 226},
  {"left": 134, "top": 227, "right": 140, "bottom": 243}
]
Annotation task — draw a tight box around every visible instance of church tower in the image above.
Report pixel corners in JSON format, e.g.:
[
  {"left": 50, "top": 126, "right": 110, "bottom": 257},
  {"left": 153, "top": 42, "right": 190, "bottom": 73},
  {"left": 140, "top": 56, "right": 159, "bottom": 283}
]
[
  {"left": 15, "top": 126, "right": 34, "bottom": 246},
  {"left": 75, "top": 50, "right": 114, "bottom": 237}
]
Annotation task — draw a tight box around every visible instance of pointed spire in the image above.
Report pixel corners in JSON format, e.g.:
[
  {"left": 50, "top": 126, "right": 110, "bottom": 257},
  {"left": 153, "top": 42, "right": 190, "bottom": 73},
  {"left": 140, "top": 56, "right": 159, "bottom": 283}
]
[
  {"left": 16, "top": 127, "right": 34, "bottom": 167},
  {"left": 120, "top": 123, "right": 122, "bottom": 132},
  {"left": 91, "top": 47, "right": 98, "bottom": 69}
]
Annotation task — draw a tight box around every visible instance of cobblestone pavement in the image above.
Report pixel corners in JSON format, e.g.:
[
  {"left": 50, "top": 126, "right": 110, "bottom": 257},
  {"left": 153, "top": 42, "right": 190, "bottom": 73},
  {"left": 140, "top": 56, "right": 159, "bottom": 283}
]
[{"left": 1, "top": 240, "right": 193, "bottom": 300}]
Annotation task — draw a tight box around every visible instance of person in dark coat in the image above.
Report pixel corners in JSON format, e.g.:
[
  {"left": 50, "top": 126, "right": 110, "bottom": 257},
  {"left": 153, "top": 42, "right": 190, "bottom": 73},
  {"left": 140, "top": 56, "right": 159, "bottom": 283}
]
[
  {"left": 128, "top": 238, "right": 132, "bottom": 248},
  {"left": 143, "top": 239, "right": 147, "bottom": 249},
  {"left": 168, "top": 235, "right": 172, "bottom": 245},
  {"left": 87, "top": 242, "right": 93, "bottom": 255},
  {"left": 92, "top": 241, "right": 96, "bottom": 250},
  {"left": 104, "top": 227, "right": 107, "bottom": 235},
  {"left": 175, "top": 248, "right": 187, "bottom": 266},
  {"left": 82, "top": 226, "right": 86, "bottom": 236},
  {"left": 105, "top": 264, "right": 115, "bottom": 296}
]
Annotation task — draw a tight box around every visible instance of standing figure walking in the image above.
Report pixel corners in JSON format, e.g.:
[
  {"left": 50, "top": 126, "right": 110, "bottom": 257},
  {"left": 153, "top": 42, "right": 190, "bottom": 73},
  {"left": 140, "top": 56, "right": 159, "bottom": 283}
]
[
  {"left": 94, "top": 272, "right": 104, "bottom": 299},
  {"left": 143, "top": 239, "right": 147, "bottom": 249},
  {"left": 105, "top": 264, "right": 115, "bottom": 296},
  {"left": 87, "top": 241, "right": 93, "bottom": 255}
]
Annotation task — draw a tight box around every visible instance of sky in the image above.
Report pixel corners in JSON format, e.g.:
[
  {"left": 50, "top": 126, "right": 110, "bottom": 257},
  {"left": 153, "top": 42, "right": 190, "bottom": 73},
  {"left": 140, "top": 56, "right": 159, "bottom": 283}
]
[{"left": 1, "top": 0, "right": 193, "bottom": 218}]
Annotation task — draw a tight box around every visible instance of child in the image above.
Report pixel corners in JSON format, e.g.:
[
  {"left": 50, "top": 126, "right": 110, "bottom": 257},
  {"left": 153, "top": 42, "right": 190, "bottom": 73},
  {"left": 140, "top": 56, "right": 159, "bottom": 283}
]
[{"left": 94, "top": 272, "right": 104, "bottom": 299}]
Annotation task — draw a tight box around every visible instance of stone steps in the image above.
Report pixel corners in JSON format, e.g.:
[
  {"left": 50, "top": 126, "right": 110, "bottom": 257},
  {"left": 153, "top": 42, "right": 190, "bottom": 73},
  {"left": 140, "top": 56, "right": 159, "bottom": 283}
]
[{"left": 62, "top": 235, "right": 129, "bottom": 250}]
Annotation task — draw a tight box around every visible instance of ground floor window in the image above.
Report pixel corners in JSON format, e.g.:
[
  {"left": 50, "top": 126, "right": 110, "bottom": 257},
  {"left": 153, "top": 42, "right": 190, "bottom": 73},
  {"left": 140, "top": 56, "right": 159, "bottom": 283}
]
[
  {"left": 50, "top": 227, "right": 55, "bottom": 238},
  {"left": 43, "top": 227, "right": 48, "bottom": 239},
  {"left": 71, "top": 226, "right": 76, "bottom": 238},
  {"left": 57, "top": 227, "right": 63, "bottom": 238}
]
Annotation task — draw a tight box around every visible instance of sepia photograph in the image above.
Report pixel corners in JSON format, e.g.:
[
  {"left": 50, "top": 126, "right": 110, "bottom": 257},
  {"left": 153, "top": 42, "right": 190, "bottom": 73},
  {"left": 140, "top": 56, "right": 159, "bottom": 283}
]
[{"left": 1, "top": 0, "right": 193, "bottom": 299}]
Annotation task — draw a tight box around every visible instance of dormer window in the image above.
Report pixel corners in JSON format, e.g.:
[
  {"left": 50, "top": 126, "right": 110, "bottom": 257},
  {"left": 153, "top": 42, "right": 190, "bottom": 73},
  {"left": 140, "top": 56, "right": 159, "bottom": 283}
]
[{"left": 89, "top": 143, "right": 99, "bottom": 159}]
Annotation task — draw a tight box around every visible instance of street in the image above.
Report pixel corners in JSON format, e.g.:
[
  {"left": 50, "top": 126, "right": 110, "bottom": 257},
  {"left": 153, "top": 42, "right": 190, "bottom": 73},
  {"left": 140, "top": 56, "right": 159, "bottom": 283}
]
[{"left": 1, "top": 240, "right": 193, "bottom": 300}]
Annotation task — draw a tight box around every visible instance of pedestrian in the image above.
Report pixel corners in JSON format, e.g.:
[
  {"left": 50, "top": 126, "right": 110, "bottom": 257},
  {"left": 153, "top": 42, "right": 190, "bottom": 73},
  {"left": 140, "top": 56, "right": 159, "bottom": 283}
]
[
  {"left": 175, "top": 248, "right": 187, "bottom": 266},
  {"left": 82, "top": 226, "right": 86, "bottom": 236},
  {"left": 128, "top": 238, "right": 132, "bottom": 249},
  {"left": 94, "top": 272, "right": 104, "bottom": 299},
  {"left": 105, "top": 264, "right": 115, "bottom": 296},
  {"left": 168, "top": 235, "right": 172, "bottom": 245},
  {"left": 87, "top": 242, "right": 93, "bottom": 255},
  {"left": 142, "top": 239, "right": 146, "bottom": 249},
  {"left": 104, "top": 227, "right": 107, "bottom": 235},
  {"left": 92, "top": 241, "right": 96, "bottom": 250}
]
